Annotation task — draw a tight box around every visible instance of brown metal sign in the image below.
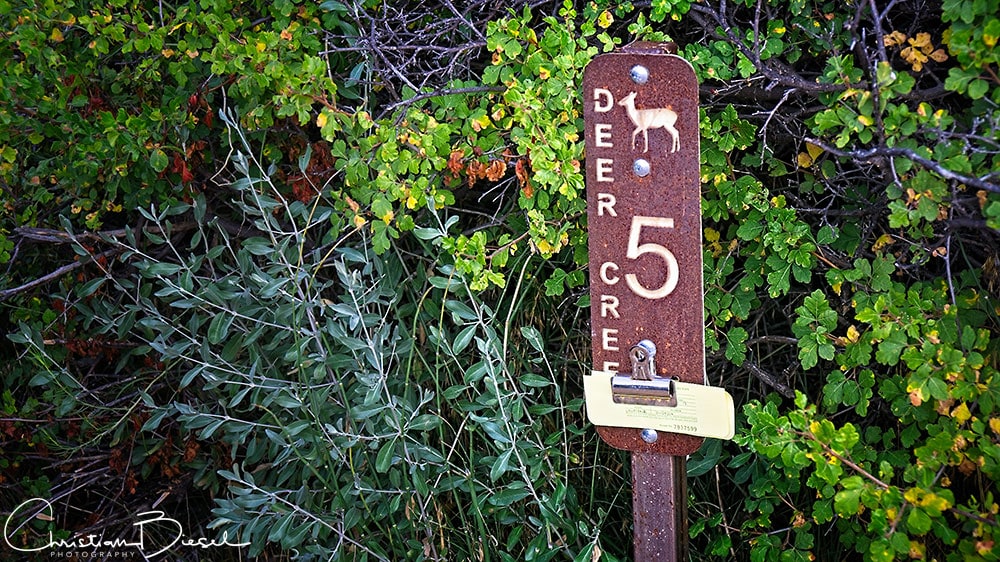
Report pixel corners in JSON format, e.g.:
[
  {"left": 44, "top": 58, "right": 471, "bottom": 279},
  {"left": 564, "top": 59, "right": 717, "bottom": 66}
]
[{"left": 584, "top": 50, "right": 705, "bottom": 456}]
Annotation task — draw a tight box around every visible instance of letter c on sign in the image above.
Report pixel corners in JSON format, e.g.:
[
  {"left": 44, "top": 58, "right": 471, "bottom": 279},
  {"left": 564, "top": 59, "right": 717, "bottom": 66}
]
[{"left": 599, "top": 262, "right": 620, "bottom": 285}]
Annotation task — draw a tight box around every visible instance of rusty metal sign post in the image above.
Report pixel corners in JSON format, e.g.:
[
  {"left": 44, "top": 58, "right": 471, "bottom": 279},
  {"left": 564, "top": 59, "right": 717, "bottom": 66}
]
[{"left": 582, "top": 43, "right": 735, "bottom": 561}]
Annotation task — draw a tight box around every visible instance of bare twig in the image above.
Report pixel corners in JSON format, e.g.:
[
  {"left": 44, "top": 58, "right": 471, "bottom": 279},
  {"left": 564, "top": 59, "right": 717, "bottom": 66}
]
[
  {"left": 745, "top": 360, "right": 795, "bottom": 398},
  {"left": 0, "top": 249, "right": 121, "bottom": 301},
  {"left": 805, "top": 137, "right": 1000, "bottom": 194},
  {"left": 385, "top": 86, "right": 505, "bottom": 112}
]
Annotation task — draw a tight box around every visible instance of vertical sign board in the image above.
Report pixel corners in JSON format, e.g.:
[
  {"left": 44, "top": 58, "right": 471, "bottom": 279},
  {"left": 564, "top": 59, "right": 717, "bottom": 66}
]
[
  {"left": 583, "top": 48, "right": 712, "bottom": 562},
  {"left": 583, "top": 50, "right": 705, "bottom": 456}
]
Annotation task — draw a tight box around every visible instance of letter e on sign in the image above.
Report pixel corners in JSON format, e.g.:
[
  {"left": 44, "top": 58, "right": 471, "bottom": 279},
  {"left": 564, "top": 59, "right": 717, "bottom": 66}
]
[{"left": 584, "top": 49, "right": 705, "bottom": 455}]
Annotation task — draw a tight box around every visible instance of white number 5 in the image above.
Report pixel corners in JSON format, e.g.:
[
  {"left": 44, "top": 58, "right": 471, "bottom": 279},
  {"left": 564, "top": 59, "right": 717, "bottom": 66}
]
[{"left": 625, "top": 216, "right": 679, "bottom": 299}]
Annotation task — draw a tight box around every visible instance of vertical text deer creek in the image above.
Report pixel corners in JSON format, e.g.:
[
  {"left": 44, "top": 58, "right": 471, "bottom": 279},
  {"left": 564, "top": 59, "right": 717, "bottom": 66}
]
[{"left": 589, "top": 87, "right": 681, "bottom": 374}]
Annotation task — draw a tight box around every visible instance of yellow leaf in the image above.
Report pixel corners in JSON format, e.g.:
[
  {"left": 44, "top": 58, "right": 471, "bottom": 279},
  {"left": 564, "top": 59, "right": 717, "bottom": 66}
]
[
  {"left": 929, "top": 49, "right": 948, "bottom": 62},
  {"left": 806, "top": 142, "right": 824, "bottom": 160},
  {"left": 705, "top": 227, "right": 721, "bottom": 243},
  {"left": 316, "top": 111, "right": 328, "bottom": 129},
  {"left": 808, "top": 420, "right": 822, "bottom": 437},
  {"left": 922, "top": 491, "right": 952, "bottom": 511},
  {"left": 846, "top": 325, "right": 860, "bottom": 343},
  {"left": 50, "top": 27, "right": 64, "bottom": 42},
  {"left": 536, "top": 238, "right": 554, "bottom": 255},
  {"left": 901, "top": 46, "right": 928, "bottom": 71},
  {"left": 538, "top": 66, "right": 551, "bottom": 80},
  {"left": 797, "top": 152, "right": 814, "bottom": 168},
  {"left": 909, "top": 32, "right": 933, "bottom": 51},
  {"left": 256, "top": 41, "right": 267, "bottom": 52},
  {"left": 884, "top": 30, "right": 907, "bottom": 47},
  {"left": 872, "top": 233, "right": 895, "bottom": 251},
  {"left": 471, "top": 114, "right": 491, "bottom": 132},
  {"left": 989, "top": 418, "right": 1000, "bottom": 435},
  {"left": 858, "top": 114, "right": 874, "bottom": 127},
  {"left": 952, "top": 402, "right": 972, "bottom": 424},
  {"left": 353, "top": 214, "right": 367, "bottom": 228},
  {"left": 597, "top": 10, "right": 613, "bottom": 29}
]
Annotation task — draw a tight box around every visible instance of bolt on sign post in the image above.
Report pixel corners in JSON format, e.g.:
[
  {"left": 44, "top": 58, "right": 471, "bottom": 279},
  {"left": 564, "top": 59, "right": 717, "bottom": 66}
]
[{"left": 582, "top": 43, "right": 736, "bottom": 561}]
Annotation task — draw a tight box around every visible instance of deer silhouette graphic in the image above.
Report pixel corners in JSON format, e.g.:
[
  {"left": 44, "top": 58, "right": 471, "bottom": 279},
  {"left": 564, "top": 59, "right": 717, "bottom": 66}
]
[{"left": 618, "top": 92, "right": 680, "bottom": 154}]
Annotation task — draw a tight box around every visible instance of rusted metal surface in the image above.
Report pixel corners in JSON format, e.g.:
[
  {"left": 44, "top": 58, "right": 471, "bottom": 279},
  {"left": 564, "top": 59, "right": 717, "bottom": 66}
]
[
  {"left": 632, "top": 452, "right": 687, "bottom": 561},
  {"left": 583, "top": 51, "right": 705, "bottom": 456}
]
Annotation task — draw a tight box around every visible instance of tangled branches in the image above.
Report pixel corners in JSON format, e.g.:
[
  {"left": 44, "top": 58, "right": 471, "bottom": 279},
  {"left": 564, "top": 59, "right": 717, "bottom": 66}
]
[{"left": 320, "top": 0, "right": 520, "bottom": 111}]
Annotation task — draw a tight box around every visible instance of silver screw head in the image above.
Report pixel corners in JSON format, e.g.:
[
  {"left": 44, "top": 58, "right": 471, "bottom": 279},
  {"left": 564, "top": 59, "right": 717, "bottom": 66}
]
[
  {"left": 633, "top": 159, "right": 651, "bottom": 177},
  {"left": 640, "top": 429, "right": 659, "bottom": 443},
  {"left": 630, "top": 65, "right": 650, "bottom": 84}
]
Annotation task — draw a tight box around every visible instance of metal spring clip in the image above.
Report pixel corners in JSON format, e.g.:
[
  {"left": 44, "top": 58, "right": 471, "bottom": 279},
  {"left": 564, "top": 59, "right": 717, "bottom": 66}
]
[{"left": 611, "top": 340, "right": 678, "bottom": 407}]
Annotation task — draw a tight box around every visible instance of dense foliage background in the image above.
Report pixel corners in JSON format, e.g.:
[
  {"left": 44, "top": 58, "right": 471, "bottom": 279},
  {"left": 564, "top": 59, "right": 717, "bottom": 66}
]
[{"left": 2, "top": 0, "right": 998, "bottom": 560}]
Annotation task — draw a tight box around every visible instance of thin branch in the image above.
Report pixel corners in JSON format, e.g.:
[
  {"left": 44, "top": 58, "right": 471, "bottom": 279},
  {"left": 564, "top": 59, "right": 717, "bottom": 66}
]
[
  {"left": 0, "top": 249, "right": 121, "bottom": 301},
  {"left": 385, "top": 86, "right": 505, "bottom": 112},
  {"left": 801, "top": 430, "right": 891, "bottom": 490},
  {"left": 745, "top": 360, "right": 795, "bottom": 398},
  {"left": 805, "top": 137, "right": 1000, "bottom": 194}
]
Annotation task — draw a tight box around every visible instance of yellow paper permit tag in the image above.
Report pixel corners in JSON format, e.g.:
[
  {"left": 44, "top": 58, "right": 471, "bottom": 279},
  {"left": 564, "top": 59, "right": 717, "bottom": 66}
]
[{"left": 584, "top": 371, "right": 736, "bottom": 440}]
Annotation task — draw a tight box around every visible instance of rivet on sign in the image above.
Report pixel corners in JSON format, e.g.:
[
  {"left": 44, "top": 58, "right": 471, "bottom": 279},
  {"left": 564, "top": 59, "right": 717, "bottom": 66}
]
[
  {"left": 640, "top": 429, "right": 658, "bottom": 443},
  {"left": 630, "top": 65, "right": 649, "bottom": 84},
  {"left": 633, "top": 159, "right": 651, "bottom": 177}
]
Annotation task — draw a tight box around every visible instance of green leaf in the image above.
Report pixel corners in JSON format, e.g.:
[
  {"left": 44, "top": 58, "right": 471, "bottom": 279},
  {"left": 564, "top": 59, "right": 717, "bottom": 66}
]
[
  {"left": 765, "top": 255, "right": 792, "bottom": 296},
  {"left": 490, "top": 448, "right": 512, "bottom": 481},
  {"left": 489, "top": 483, "right": 532, "bottom": 506},
  {"left": 408, "top": 414, "right": 441, "bottom": 431},
  {"left": 906, "top": 506, "right": 932, "bottom": 535},
  {"left": 519, "top": 373, "right": 552, "bottom": 388},
  {"left": 687, "top": 439, "right": 722, "bottom": 477},
  {"left": 816, "top": 225, "right": 837, "bottom": 245},
  {"left": 544, "top": 269, "right": 566, "bottom": 296},
  {"left": 208, "top": 312, "right": 234, "bottom": 345},
  {"left": 967, "top": 79, "right": 989, "bottom": 99},
  {"left": 875, "top": 328, "right": 907, "bottom": 365},
  {"left": 798, "top": 334, "right": 820, "bottom": 370},
  {"left": 149, "top": 148, "right": 169, "bottom": 173},
  {"left": 452, "top": 325, "right": 476, "bottom": 355},
  {"left": 77, "top": 276, "right": 107, "bottom": 297},
  {"left": 725, "top": 327, "right": 748, "bottom": 365},
  {"left": 520, "top": 326, "right": 544, "bottom": 352},
  {"left": 375, "top": 439, "right": 395, "bottom": 473}
]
